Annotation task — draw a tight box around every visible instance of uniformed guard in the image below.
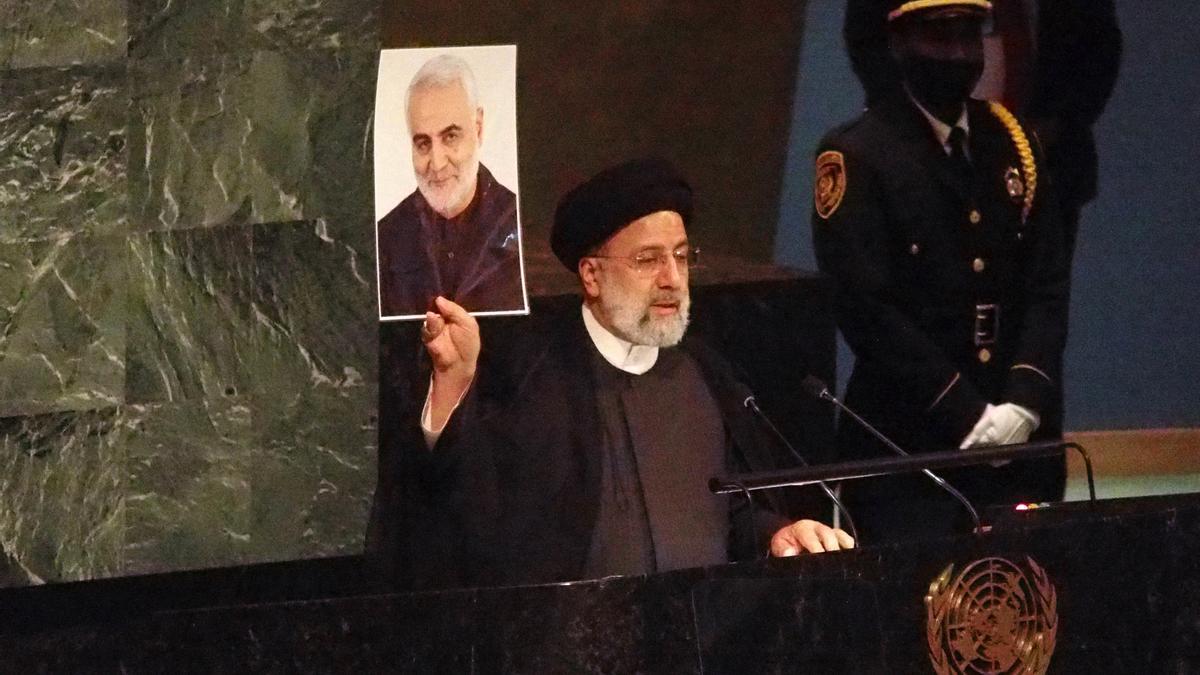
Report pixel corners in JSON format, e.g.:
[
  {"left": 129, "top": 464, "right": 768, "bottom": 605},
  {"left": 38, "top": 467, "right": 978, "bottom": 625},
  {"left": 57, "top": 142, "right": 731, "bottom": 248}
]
[{"left": 812, "top": 0, "right": 1070, "bottom": 542}]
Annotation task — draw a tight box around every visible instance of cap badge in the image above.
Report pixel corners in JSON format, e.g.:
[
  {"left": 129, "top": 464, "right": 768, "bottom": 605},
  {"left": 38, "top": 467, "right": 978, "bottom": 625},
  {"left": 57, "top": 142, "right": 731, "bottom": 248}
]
[{"left": 1005, "top": 166, "right": 1025, "bottom": 201}]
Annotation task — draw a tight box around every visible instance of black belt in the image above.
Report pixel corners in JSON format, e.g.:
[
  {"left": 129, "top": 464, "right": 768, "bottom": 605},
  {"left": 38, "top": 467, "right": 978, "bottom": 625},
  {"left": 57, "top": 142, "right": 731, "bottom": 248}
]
[{"left": 974, "top": 303, "right": 999, "bottom": 346}]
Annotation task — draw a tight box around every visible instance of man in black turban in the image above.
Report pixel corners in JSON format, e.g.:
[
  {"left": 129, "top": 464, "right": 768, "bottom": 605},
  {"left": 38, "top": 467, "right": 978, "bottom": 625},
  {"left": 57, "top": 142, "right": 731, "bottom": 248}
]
[{"left": 368, "top": 158, "right": 853, "bottom": 590}]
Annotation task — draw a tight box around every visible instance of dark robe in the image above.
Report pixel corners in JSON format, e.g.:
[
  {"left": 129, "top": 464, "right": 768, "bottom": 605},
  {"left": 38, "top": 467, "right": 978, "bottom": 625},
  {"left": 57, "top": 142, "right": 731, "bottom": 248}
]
[
  {"left": 366, "top": 308, "right": 796, "bottom": 590},
  {"left": 376, "top": 163, "right": 523, "bottom": 317},
  {"left": 584, "top": 345, "right": 729, "bottom": 578}
]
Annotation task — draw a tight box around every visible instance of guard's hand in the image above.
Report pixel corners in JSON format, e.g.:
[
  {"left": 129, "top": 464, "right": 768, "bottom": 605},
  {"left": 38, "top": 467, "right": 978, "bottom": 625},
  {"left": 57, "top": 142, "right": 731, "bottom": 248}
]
[
  {"left": 423, "top": 297, "right": 480, "bottom": 430},
  {"left": 770, "top": 519, "right": 855, "bottom": 556},
  {"left": 959, "top": 403, "right": 1039, "bottom": 449}
]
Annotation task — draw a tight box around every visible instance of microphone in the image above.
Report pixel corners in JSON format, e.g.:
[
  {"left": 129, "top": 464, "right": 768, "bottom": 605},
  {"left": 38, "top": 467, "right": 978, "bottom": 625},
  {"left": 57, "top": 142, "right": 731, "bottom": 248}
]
[
  {"left": 740, "top": 388, "right": 860, "bottom": 545},
  {"left": 800, "top": 375, "right": 983, "bottom": 534}
]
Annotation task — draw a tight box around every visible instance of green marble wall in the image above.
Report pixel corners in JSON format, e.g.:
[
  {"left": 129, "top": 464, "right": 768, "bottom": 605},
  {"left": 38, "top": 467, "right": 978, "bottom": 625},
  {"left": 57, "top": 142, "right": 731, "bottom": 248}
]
[
  {"left": 0, "top": 0, "right": 807, "bottom": 587},
  {"left": 0, "top": 0, "right": 380, "bottom": 585}
]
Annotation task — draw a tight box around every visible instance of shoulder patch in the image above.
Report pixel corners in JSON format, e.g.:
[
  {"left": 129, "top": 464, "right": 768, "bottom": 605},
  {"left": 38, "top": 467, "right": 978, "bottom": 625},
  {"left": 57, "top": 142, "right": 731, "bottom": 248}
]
[{"left": 814, "top": 150, "right": 847, "bottom": 220}]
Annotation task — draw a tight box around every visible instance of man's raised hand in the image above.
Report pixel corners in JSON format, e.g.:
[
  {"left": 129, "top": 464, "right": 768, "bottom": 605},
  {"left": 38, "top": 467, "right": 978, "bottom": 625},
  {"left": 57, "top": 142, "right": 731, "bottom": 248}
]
[{"left": 424, "top": 296, "right": 480, "bottom": 431}]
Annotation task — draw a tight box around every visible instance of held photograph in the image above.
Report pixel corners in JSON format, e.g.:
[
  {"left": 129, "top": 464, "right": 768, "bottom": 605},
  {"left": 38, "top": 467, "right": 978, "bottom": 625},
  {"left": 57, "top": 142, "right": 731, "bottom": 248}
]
[{"left": 373, "top": 45, "right": 528, "bottom": 321}]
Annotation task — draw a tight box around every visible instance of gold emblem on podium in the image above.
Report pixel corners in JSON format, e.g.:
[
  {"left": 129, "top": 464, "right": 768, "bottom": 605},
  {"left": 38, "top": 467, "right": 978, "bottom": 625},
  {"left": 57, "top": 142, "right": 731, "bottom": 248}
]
[{"left": 925, "top": 556, "right": 1058, "bottom": 675}]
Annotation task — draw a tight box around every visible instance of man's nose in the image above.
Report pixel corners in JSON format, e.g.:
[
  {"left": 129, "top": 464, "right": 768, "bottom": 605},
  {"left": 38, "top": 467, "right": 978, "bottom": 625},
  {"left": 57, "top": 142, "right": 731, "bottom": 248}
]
[
  {"left": 430, "top": 143, "right": 449, "bottom": 170},
  {"left": 657, "top": 254, "right": 684, "bottom": 288}
]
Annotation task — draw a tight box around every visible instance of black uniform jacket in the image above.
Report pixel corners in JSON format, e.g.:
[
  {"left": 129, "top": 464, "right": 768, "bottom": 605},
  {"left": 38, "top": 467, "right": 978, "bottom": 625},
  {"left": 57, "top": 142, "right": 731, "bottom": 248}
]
[
  {"left": 812, "top": 96, "right": 1070, "bottom": 463},
  {"left": 366, "top": 309, "right": 794, "bottom": 591},
  {"left": 376, "top": 163, "right": 523, "bottom": 317}
]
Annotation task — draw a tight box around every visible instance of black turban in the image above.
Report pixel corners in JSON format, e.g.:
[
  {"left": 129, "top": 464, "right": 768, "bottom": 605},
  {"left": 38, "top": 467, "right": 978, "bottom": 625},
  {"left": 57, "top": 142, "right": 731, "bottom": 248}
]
[{"left": 551, "top": 157, "right": 692, "bottom": 271}]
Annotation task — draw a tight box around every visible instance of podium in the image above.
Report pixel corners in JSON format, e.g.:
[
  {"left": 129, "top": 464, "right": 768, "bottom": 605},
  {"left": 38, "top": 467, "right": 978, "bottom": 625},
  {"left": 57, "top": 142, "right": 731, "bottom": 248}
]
[{"left": 2, "top": 493, "right": 1199, "bottom": 672}]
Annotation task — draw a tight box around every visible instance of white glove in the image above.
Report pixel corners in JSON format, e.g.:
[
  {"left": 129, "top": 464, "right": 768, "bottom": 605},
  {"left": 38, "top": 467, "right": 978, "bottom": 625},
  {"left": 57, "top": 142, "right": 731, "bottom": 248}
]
[{"left": 959, "top": 403, "right": 1040, "bottom": 450}]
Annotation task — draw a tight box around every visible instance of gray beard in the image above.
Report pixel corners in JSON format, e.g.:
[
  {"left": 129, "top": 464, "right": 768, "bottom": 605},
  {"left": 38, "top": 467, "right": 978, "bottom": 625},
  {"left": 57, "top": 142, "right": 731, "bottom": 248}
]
[
  {"left": 417, "top": 153, "right": 480, "bottom": 218},
  {"left": 596, "top": 275, "right": 690, "bottom": 348}
]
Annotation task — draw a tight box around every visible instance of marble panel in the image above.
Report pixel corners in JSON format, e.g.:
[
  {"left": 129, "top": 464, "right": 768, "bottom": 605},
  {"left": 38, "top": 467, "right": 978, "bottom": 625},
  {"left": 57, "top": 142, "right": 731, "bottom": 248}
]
[
  {"left": 295, "top": 50, "right": 377, "bottom": 242},
  {"left": 128, "top": 48, "right": 375, "bottom": 232},
  {"left": 242, "top": 219, "right": 376, "bottom": 560},
  {"left": 129, "top": 589, "right": 477, "bottom": 672},
  {"left": 0, "top": 0, "right": 126, "bottom": 70},
  {"left": 128, "top": 0, "right": 256, "bottom": 59},
  {"left": 693, "top": 576, "right": 886, "bottom": 673},
  {"left": 129, "top": 0, "right": 379, "bottom": 59},
  {"left": 0, "top": 64, "right": 127, "bottom": 243},
  {"left": 125, "top": 224, "right": 255, "bottom": 404},
  {"left": 120, "top": 398, "right": 257, "bottom": 575},
  {"left": 474, "top": 573, "right": 701, "bottom": 673},
  {"left": 242, "top": 0, "right": 380, "bottom": 53},
  {"left": 0, "top": 235, "right": 125, "bottom": 418},
  {"left": 250, "top": 219, "right": 375, "bottom": 370},
  {"left": 0, "top": 407, "right": 124, "bottom": 584},
  {"left": 0, "top": 622, "right": 137, "bottom": 674}
]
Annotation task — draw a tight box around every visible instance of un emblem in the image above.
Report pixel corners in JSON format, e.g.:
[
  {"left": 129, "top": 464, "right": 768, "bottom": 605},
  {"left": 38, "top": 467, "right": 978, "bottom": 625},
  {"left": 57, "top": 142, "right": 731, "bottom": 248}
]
[{"left": 925, "top": 556, "right": 1059, "bottom": 675}]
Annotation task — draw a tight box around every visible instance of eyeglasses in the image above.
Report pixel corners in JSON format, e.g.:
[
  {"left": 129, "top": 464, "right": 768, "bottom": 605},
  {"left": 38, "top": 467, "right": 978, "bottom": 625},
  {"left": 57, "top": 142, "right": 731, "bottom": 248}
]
[{"left": 588, "top": 246, "right": 701, "bottom": 278}]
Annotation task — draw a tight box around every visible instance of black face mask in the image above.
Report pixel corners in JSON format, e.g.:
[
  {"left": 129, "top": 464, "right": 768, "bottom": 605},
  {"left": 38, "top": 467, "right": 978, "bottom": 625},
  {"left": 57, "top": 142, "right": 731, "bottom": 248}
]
[{"left": 898, "top": 54, "right": 984, "bottom": 109}]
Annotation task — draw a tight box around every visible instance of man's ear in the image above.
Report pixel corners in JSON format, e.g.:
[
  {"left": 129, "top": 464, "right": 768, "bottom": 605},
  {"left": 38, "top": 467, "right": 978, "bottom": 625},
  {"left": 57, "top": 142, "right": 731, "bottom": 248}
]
[
  {"left": 579, "top": 257, "right": 601, "bottom": 299},
  {"left": 475, "top": 107, "right": 484, "bottom": 145}
]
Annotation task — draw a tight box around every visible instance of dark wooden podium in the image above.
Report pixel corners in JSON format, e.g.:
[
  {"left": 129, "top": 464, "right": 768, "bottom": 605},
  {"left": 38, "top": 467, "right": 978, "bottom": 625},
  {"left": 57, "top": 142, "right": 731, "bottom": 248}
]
[{"left": 3, "top": 493, "right": 1200, "bottom": 673}]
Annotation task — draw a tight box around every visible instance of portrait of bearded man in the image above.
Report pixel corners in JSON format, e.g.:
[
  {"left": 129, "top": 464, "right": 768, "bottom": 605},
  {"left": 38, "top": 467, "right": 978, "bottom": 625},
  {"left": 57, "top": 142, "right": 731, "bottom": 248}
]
[{"left": 374, "top": 49, "right": 526, "bottom": 320}]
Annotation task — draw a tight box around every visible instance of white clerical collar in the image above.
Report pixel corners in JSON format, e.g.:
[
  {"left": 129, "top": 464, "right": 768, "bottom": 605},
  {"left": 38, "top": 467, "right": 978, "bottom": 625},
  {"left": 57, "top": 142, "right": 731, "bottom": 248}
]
[
  {"left": 581, "top": 303, "right": 659, "bottom": 375},
  {"left": 908, "top": 91, "right": 970, "bottom": 155}
]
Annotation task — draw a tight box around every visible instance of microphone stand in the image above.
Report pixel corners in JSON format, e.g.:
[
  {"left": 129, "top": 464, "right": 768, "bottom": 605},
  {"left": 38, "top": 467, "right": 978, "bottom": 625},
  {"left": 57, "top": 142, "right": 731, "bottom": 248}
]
[
  {"left": 801, "top": 376, "right": 984, "bottom": 534},
  {"left": 743, "top": 395, "right": 859, "bottom": 544},
  {"left": 710, "top": 439, "right": 1098, "bottom": 505},
  {"left": 818, "top": 388, "right": 982, "bottom": 533}
]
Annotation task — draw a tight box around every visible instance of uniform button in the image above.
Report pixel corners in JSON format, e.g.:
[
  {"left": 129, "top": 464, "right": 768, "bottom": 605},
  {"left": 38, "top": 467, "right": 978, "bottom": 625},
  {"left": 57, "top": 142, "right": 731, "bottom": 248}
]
[
  {"left": 972, "top": 258, "right": 986, "bottom": 273},
  {"left": 978, "top": 348, "right": 992, "bottom": 363},
  {"left": 447, "top": 251, "right": 455, "bottom": 259},
  {"left": 969, "top": 210, "right": 982, "bottom": 224},
  {"left": 909, "top": 243, "right": 920, "bottom": 255},
  {"left": 1017, "top": 232, "right": 1025, "bottom": 241}
]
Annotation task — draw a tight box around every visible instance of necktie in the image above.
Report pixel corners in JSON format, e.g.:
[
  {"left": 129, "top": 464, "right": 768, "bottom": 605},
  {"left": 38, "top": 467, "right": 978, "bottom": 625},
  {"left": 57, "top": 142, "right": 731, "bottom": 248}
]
[{"left": 947, "top": 126, "right": 973, "bottom": 176}]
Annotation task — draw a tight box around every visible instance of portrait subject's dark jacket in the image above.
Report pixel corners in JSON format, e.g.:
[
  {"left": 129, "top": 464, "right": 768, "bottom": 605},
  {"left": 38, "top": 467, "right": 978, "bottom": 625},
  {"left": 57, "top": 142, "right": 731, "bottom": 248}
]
[
  {"left": 376, "top": 163, "right": 523, "bottom": 317},
  {"left": 812, "top": 96, "right": 1070, "bottom": 540},
  {"left": 366, "top": 309, "right": 797, "bottom": 590}
]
